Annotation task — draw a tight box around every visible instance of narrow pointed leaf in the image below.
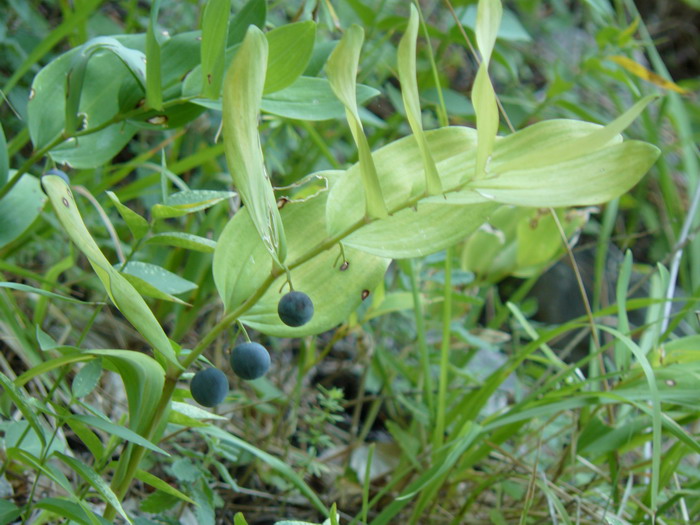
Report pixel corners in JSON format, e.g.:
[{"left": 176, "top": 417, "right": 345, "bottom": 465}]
[
  {"left": 398, "top": 5, "right": 441, "bottom": 195},
  {"left": 70, "top": 414, "right": 169, "bottom": 456},
  {"left": 35, "top": 498, "right": 111, "bottom": 525},
  {"left": 264, "top": 21, "right": 316, "bottom": 94},
  {"left": 0, "top": 282, "right": 92, "bottom": 305},
  {"left": 0, "top": 123, "right": 7, "bottom": 188},
  {"left": 146, "top": 0, "right": 164, "bottom": 110},
  {"left": 326, "top": 24, "right": 388, "bottom": 218},
  {"left": 135, "top": 470, "right": 197, "bottom": 505},
  {"left": 42, "top": 174, "right": 178, "bottom": 369},
  {"left": 495, "top": 94, "right": 658, "bottom": 172},
  {"left": 469, "top": 140, "right": 659, "bottom": 206},
  {"left": 222, "top": 25, "right": 287, "bottom": 264},
  {"left": 146, "top": 231, "right": 216, "bottom": 252},
  {"left": 106, "top": 191, "right": 150, "bottom": 240},
  {"left": 472, "top": 0, "right": 502, "bottom": 179},
  {"left": 201, "top": 0, "right": 231, "bottom": 99},
  {"left": 151, "top": 189, "right": 235, "bottom": 219},
  {"left": 88, "top": 349, "right": 165, "bottom": 436},
  {"left": 55, "top": 451, "right": 133, "bottom": 524},
  {"left": 0, "top": 372, "right": 47, "bottom": 447}
]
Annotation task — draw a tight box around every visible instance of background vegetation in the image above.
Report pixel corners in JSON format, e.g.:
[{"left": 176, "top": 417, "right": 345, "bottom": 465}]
[{"left": 0, "top": 0, "right": 699, "bottom": 523}]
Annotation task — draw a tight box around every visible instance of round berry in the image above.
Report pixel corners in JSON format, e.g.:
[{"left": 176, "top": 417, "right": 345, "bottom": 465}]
[
  {"left": 230, "top": 342, "right": 271, "bottom": 380},
  {"left": 277, "top": 291, "right": 314, "bottom": 327},
  {"left": 189, "top": 367, "right": 229, "bottom": 407}
]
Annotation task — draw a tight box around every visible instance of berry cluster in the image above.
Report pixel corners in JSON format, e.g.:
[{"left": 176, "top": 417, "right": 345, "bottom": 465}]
[{"left": 189, "top": 291, "right": 313, "bottom": 407}]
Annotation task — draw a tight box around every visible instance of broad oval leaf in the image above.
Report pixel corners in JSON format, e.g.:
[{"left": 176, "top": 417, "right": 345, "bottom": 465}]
[
  {"left": 0, "top": 172, "right": 47, "bottom": 249},
  {"left": 469, "top": 140, "right": 659, "bottom": 206},
  {"left": 264, "top": 20, "right": 316, "bottom": 94},
  {"left": 260, "top": 76, "right": 379, "bottom": 121},
  {"left": 28, "top": 36, "right": 144, "bottom": 168},
  {"left": 200, "top": 0, "right": 231, "bottom": 99},
  {"left": 343, "top": 200, "right": 498, "bottom": 259}
]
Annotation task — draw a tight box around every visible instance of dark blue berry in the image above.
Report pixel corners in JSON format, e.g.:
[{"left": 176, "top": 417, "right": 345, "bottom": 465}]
[
  {"left": 230, "top": 342, "right": 270, "bottom": 380},
  {"left": 190, "top": 367, "right": 229, "bottom": 407},
  {"left": 277, "top": 291, "right": 314, "bottom": 327}
]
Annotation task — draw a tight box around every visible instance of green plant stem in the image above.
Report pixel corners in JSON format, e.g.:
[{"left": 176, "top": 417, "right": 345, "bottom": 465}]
[
  {"left": 104, "top": 376, "right": 177, "bottom": 521},
  {"left": 407, "top": 258, "right": 434, "bottom": 416},
  {"left": 433, "top": 246, "right": 452, "bottom": 449}
]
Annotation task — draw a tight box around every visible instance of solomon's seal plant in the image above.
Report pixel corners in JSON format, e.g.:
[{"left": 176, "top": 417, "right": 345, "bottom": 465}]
[{"left": 28, "top": 0, "right": 661, "bottom": 521}]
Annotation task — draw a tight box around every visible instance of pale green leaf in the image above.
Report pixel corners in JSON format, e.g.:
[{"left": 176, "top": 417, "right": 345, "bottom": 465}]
[
  {"left": 264, "top": 21, "right": 316, "bottom": 94},
  {"left": 146, "top": 0, "right": 163, "bottom": 110},
  {"left": 398, "top": 5, "right": 441, "bottom": 195},
  {"left": 326, "top": 24, "right": 388, "bottom": 218},
  {"left": 469, "top": 140, "right": 659, "bottom": 206},
  {"left": 215, "top": 190, "right": 390, "bottom": 335},
  {"left": 152, "top": 189, "right": 235, "bottom": 219},
  {"left": 494, "top": 94, "right": 658, "bottom": 173},
  {"left": 326, "top": 127, "right": 479, "bottom": 237},
  {"left": 42, "top": 175, "right": 178, "bottom": 369},
  {"left": 223, "top": 25, "right": 287, "bottom": 264},
  {"left": 201, "top": 0, "right": 231, "bottom": 99},
  {"left": 88, "top": 349, "right": 165, "bottom": 437},
  {"left": 147, "top": 232, "right": 217, "bottom": 252},
  {"left": 475, "top": 0, "right": 503, "bottom": 60},
  {"left": 342, "top": 200, "right": 497, "bottom": 259},
  {"left": 106, "top": 191, "right": 149, "bottom": 240},
  {"left": 472, "top": 0, "right": 502, "bottom": 179},
  {"left": 0, "top": 172, "right": 47, "bottom": 248},
  {"left": 213, "top": 205, "right": 273, "bottom": 313}
]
